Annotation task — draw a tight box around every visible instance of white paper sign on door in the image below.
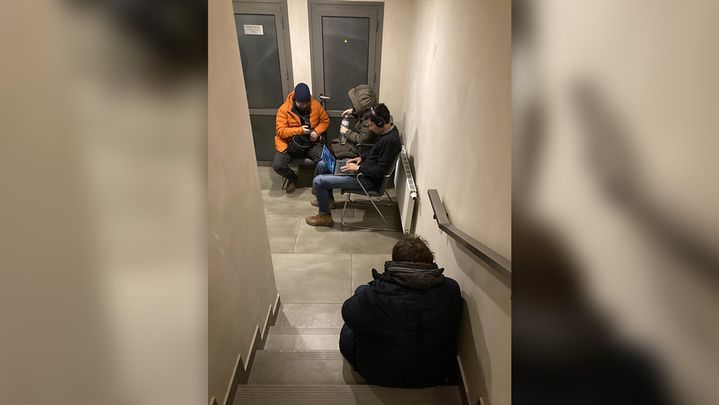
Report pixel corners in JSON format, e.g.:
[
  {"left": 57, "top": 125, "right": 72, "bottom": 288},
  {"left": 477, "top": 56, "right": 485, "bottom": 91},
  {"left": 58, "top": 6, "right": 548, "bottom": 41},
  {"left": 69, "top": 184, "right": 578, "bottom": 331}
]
[{"left": 243, "top": 25, "right": 264, "bottom": 36}]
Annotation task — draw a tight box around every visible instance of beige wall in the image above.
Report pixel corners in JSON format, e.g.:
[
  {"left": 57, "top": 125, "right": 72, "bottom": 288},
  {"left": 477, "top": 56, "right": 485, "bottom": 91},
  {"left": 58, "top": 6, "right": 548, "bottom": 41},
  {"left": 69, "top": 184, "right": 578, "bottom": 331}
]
[
  {"left": 287, "top": 0, "right": 313, "bottom": 87},
  {"left": 209, "top": 0, "right": 278, "bottom": 403},
  {"left": 530, "top": 2, "right": 719, "bottom": 403},
  {"left": 401, "top": 1, "right": 511, "bottom": 404}
]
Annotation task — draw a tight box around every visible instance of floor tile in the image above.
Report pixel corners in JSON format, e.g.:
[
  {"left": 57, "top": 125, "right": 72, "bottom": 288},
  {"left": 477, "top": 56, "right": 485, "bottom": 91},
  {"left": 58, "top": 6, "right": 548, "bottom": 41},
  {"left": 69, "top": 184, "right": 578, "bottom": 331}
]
[
  {"left": 272, "top": 254, "right": 352, "bottom": 303},
  {"left": 294, "top": 220, "right": 402, "bottom": 254},
  {"left": 257, "top": 165, "right": 316, "bottom": 191},
  {"left": 351, "top": 254, "right": 392, "bottom": 291},
  {"left": 257, "top": 165, "right": 275, "bottom": 190},
  {"left": 265, "top": 215, "right": 301, "bottom": 253},
  {"left": 262, "top": 188, "right": 317, "bottom": 216},
  {"left": 331, "top": 200, "right": 403, "bottom": 230}
]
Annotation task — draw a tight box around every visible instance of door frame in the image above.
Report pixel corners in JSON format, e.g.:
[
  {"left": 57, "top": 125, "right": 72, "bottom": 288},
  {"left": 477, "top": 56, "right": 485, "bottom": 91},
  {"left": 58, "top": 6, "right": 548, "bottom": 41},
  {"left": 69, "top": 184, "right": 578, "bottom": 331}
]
[
  {"left": 233, "top": 0, "right": 294, "bottom": 164},
  {"left": 307, "top": 0, "right": 384, "bottom": 117},
  {"left": 233, "top": 0, "right": 294, "bottom": 109}
]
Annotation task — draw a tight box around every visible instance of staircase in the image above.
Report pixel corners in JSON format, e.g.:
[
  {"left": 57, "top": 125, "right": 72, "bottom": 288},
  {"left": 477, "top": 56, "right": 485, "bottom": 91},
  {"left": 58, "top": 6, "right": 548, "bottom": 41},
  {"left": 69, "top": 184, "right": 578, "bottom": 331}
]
[{"left": 233, "top": 303, "right": 463, "bottom": 404}]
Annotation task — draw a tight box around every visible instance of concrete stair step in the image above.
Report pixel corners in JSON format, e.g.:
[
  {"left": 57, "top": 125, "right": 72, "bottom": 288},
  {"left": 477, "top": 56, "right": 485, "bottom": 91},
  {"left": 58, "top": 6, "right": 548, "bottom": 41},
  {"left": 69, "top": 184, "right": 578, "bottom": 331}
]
[
  {"left": 269, "top": 326, "right": 342, "bottom": 335},
  {"left": 248, "top": 351, "right": 366, "bottom": 385},
  {"left": 264, "top": 327, "right": 341, "bottom": 352},
  {"left": 234, "top": 384, "right": 462, "bottom": 404},
  {"left": 275, "top": 304, "right": 344, "bottom": 328}
]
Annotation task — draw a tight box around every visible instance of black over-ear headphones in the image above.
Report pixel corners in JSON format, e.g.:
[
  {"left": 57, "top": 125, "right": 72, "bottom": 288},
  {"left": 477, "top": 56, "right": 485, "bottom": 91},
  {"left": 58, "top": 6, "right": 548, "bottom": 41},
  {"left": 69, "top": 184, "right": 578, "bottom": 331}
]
[{"left": 369, "top": 106, "right": 385, "bottom": 127}]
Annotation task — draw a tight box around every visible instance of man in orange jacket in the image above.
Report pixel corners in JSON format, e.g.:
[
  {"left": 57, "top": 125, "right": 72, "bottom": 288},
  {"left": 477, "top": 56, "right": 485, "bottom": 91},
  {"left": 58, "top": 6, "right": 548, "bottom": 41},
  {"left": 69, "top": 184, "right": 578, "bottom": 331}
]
[{"left": 273, "top": 83, "right": 330, "bottom": 194}]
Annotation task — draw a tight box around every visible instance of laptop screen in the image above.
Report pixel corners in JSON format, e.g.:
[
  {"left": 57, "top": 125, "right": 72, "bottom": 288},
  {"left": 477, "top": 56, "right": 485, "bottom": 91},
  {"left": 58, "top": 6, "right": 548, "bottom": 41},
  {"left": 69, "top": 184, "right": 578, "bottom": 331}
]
[{"left": 321, "top": 145, "right": 335, "bottom": 173}]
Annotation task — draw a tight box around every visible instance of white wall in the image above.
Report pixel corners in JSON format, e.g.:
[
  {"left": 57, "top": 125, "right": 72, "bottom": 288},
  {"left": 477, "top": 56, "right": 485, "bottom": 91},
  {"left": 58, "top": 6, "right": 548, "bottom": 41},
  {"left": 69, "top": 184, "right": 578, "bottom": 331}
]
[
  {"left": 287, "top": 0, "right": 313, "bottom": 87},
  {"left": 209, "top": 0, "right": 279, "bottom": 402}
]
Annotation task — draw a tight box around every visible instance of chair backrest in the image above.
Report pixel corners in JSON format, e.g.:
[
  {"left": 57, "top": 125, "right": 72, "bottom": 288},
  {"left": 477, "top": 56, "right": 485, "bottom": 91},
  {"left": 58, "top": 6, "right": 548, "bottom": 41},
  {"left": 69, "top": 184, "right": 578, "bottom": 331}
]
[{"left": 375, "top": 150, "right": 402, "bottom": 194}]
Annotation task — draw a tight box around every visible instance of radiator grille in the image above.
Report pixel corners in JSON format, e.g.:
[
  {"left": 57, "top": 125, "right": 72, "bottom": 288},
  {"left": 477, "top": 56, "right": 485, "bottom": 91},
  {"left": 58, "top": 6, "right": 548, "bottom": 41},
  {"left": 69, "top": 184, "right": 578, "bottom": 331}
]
[{"left": 394, "top": 145, "right": 417, "bottom": 235}]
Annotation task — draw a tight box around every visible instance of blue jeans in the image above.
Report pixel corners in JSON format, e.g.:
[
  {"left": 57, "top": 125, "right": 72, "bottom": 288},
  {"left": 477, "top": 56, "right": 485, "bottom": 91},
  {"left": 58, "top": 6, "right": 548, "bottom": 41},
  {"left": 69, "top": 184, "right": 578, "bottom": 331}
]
[{"left": 312, "top": 161, "right": 363, "bottom": 214}]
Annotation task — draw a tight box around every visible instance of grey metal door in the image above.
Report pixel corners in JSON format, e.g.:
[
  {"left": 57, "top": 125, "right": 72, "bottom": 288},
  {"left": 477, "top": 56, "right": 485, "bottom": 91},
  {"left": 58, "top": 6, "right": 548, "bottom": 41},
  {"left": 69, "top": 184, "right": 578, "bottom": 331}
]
[
  {"left": 309, "top": 1, "right": 384, "bottom": 142},
  {"left": 234, "top": 1, "right": 293, "bottom": 164}
]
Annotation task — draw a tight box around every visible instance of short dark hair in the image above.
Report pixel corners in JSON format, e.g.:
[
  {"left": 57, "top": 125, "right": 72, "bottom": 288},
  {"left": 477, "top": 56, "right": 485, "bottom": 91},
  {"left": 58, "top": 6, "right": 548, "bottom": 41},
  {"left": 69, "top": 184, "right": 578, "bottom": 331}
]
[
  {"left": 365, "top": 103, "right": 391, "bottom": 126},
  {"left": 392, "top": 236, "right": 434, "bottom": 263}
]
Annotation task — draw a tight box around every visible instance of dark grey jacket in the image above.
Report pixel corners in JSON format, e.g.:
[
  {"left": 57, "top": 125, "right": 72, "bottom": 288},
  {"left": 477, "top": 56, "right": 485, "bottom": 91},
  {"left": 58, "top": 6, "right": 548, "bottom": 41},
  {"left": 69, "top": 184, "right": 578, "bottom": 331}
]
[
  {"left": 332, "top": 85, "right": 381, "bottom": 158},
  {"left": 345, "top": 84, "right": 378, "bottom": 145}
]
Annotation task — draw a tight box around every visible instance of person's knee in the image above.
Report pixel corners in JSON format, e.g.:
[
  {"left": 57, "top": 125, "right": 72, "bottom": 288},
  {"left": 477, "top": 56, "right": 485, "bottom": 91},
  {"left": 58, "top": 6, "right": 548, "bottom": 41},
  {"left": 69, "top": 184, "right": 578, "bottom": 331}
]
[
  {"left": 339, "top": 325, "right": 356, "bottom": 364},
  {"left": 313, "top": 175, "right": 324, "bottom": 189},
  {"left": 316, "top": 161, "right": 328, "bottom": 174},
  {"left": 272, "top": 157, "right": 286, "bottom": 173}
]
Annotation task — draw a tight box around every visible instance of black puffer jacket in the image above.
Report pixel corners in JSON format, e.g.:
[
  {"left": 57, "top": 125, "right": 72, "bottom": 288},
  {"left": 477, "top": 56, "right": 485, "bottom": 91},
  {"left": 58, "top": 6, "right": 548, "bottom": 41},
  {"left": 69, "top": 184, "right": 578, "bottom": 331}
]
[{"left": 341, "top": 261, "right": 462, "bottom": 387}]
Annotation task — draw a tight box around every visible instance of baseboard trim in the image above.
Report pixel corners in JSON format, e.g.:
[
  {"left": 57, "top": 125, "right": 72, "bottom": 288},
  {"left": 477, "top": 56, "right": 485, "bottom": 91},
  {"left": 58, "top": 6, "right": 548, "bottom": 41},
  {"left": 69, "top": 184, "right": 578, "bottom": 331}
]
[
  {"left": 456, "top": 354, "right": 472, "bottom": 405},
  {"left": 221, "top": 294, "right": 282, "bottom": 405},
  {"left": 261, "top": 294, "right": 281, "bottom": 342}
]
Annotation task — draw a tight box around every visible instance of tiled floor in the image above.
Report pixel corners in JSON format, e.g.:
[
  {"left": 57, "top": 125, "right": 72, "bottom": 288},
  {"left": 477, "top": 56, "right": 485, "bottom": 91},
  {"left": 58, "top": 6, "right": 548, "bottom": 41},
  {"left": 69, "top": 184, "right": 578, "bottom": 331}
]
[
  {"left": 238, "top": 167, "right": 462, "bottom": 403},
  {"left": 259, "top": 164, "right": 402, "bottom": 308}
]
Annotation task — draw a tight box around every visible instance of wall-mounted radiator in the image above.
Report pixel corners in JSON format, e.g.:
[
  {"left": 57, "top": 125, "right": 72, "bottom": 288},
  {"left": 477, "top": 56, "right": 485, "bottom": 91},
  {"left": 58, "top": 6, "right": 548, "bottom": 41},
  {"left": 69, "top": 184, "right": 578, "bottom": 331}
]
[{"left": 394, "top": 145, "right": 417, "bottom": 235}]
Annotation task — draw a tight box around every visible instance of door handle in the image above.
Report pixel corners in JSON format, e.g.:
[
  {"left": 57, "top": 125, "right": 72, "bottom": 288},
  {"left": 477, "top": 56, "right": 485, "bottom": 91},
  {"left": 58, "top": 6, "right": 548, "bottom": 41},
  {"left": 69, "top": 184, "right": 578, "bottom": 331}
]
[{"left": 319, "top": 94, "right": 330, "bottom": 109}]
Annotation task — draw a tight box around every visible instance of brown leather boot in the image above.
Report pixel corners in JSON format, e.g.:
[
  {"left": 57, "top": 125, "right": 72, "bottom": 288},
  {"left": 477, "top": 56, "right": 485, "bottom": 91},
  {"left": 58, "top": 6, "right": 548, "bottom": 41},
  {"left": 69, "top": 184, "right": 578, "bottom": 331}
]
[{"left": 305, "top": 213, "right": 334, "bottom": 227}]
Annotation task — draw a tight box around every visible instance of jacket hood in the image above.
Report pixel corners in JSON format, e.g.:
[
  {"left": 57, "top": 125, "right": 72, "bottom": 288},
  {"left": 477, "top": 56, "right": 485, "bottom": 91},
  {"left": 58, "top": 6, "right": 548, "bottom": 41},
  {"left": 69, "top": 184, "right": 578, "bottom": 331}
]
[
  {"left": 370, "top": 261, "right": 446, "bottom": 330},
  {"left": 372, "top": 261, "right": 445, "bottom": 290},
  {"left": 347, "top": 84, "right": 377, "bottom": 115}
]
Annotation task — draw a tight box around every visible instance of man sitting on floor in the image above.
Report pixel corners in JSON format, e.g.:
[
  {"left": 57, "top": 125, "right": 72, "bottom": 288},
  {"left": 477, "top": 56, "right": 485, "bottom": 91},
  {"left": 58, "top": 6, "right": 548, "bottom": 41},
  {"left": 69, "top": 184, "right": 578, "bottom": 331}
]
[
  {"left": 305, "top": 103, "right": 401, "bottom": 227},
  {"left": 339, "top": 236, "right": 462, "bottom": 387}
]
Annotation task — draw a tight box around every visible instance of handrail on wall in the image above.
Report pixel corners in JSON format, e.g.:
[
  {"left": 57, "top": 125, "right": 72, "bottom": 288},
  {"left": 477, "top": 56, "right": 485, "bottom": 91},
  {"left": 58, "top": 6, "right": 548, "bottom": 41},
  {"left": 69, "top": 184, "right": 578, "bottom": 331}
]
[{"left": 427, "top": 189, "right": 512, "bottom": 284}]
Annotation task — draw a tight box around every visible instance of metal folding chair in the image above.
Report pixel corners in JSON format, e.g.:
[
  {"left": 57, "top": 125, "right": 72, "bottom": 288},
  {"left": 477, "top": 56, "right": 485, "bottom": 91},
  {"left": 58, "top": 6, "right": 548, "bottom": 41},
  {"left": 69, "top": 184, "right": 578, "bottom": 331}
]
[{"left": 339, "top": 152, "right": 401, "bottom": 231}]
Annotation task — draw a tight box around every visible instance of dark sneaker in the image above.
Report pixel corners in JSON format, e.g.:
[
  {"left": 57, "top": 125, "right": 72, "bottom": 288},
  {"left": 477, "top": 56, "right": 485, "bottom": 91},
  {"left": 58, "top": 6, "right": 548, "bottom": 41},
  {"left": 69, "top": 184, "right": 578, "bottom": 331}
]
[
  {"left": 285, "top": 180, "right": 296, "bottom": 194},
  {"left": 305, "top": 214, "right": 334, "bottom": 227},
  {"left": 311, "top": 199, "right": 336, "bottom": 209}
]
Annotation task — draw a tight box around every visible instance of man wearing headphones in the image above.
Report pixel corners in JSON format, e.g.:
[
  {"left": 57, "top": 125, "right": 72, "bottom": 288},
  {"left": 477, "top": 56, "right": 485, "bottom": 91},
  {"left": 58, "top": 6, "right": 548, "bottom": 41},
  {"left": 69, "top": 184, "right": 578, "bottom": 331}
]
[{"left": 306, "top": 103, "right": 402, "bottom": 227}]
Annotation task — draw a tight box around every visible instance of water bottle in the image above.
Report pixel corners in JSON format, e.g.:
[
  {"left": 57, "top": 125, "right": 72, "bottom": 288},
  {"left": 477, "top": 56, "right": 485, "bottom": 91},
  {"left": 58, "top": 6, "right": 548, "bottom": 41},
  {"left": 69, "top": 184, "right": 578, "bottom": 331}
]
[{"left": 340, "top": 116, "right": 349, "bottom": 144}]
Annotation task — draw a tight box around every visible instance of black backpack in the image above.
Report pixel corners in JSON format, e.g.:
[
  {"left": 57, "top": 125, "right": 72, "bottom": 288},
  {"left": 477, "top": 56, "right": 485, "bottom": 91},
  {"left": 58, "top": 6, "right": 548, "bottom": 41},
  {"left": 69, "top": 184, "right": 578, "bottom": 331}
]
[{"left": 287, "top": 135, "right": 311, "bottom": 157}]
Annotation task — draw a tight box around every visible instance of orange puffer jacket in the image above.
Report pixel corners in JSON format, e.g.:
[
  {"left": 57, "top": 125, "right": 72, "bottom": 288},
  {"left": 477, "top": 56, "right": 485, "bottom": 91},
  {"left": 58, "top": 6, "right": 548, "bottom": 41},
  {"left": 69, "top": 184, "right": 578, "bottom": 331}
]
[{"left": 275, "top": 91, "right": 330, "bottom": 153}]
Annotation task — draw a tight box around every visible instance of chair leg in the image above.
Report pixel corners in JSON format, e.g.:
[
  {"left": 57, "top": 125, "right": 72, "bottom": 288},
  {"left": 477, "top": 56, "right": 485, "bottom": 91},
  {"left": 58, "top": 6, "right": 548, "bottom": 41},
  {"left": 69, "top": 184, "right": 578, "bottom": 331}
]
[
  {"left": 281, "top": 178, "right": 287, "bottom": 190},
  {"left": 367, "top": 197, "right": 392, "bottom": 231},
  {"left": 340, "top": 193, "right": 351, "bottom": 225},
  {"left": 384, "top": 190, "right": 393, "bottom": 204},
  {"left": 341, "top": 194, "right": 393, "bottom": 232}
]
